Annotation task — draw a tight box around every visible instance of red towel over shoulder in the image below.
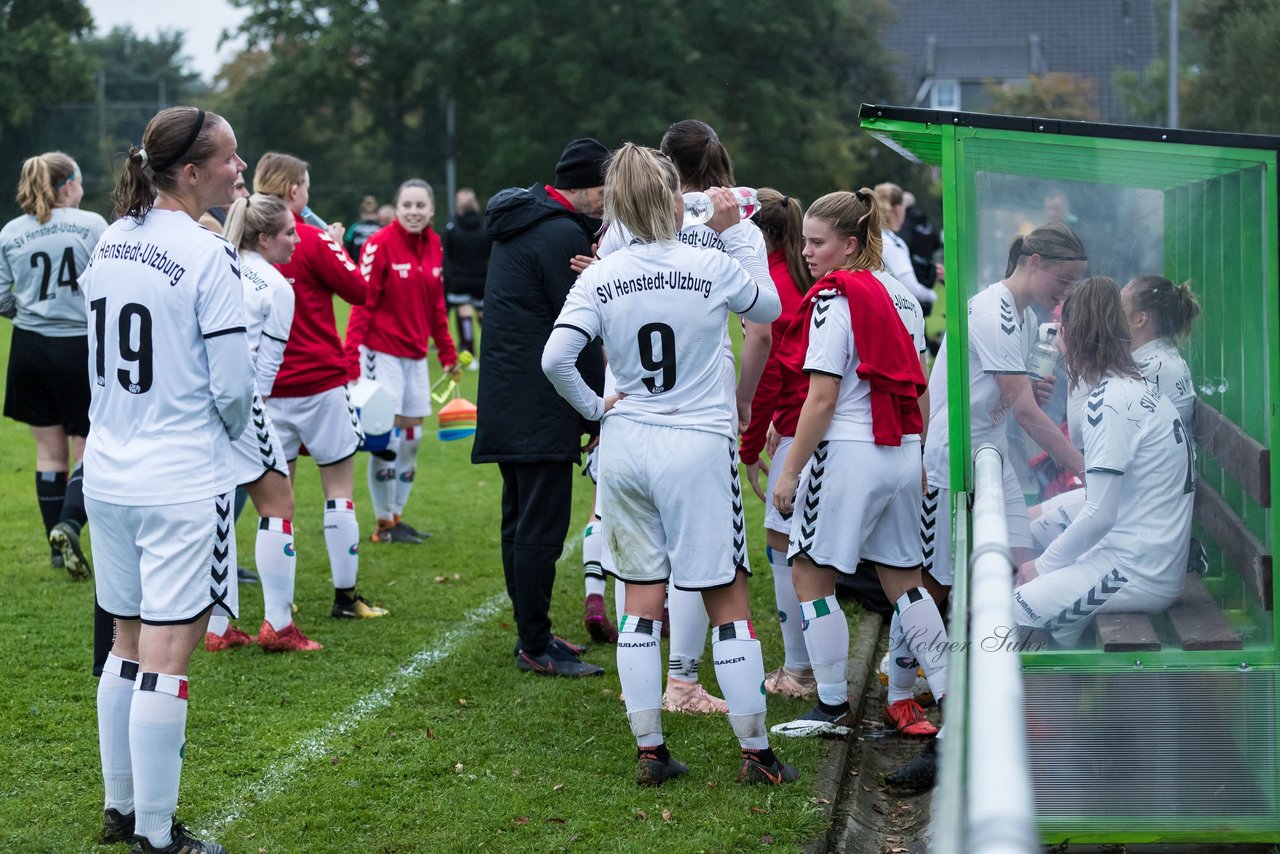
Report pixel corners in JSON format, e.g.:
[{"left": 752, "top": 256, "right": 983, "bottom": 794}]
[{"left": 782, "top": 269, "right": 926, "bottom": 446}]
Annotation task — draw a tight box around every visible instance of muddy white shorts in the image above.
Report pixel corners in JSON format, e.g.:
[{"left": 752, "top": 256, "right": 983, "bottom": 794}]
[
  {"left": 88, "top": 492, "right": 238, "bottom": 624},
  {"left": 267, "top": 385, "right": 362, "bottom": 466},
  {"left": 359, "top": 346, "right": 432, "bottom": 418},
  {"left": 599, "top": 417, "right": 749, "bottom": 590},
  {"left": 230, "top": 393, "right": 290, "bottom": 485}
]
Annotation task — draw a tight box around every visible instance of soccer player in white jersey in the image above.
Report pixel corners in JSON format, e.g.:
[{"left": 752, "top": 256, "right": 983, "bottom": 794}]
[
  {"left": 543, "top": 143, "right": 795, "bottom": 786},
  {"left": 595, "top": 119, "right": 773, "bottom": 715},
  {"left": 0, "top": 152, "right": 107, "bottom": 578},
  {"left": 82, "top": 107, "right": 251, "bottom": 854},
  {"left": 202, "top": 193, "right": 323, "bottom": 654},
  {"left": 1014, "top": 276, "right": 1195, "bottom": 642},
  {"left": 1029, "top": 274, "right": 1200, "bottom": 551},
  {"left": 764, "top": 190, "right": 944, "bottom": 744}
]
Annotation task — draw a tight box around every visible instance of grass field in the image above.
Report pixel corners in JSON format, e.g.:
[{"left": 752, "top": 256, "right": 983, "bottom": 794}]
[{"left": 0, "top": 309, "right": 859, "bottom": 852}]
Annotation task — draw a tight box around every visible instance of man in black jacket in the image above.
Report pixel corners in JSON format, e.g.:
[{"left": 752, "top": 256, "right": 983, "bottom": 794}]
[{"left": 473, "top": 138, "right": 609, "bottom": 676}]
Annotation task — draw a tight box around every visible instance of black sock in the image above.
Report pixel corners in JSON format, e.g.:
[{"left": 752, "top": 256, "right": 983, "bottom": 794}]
[
  {"left": 639, "top": 743, "right": 671, "bottom": 763},
  {"left": 458, "top": 315, "right": 475, "bottom": 355},
  {"left": 745, "top": 746, "right": 778, "bottom": 766},
  {"left": 335, "top": 586, "right": 355, "bottom": 604},
  {"left": 59, "top": 463, "right": 86, "bottom": 528},
  {"left": 818, "top": 699, "right": 851, "bottom": 717},
  {"left": 36, "top": 471, "right": 67, "bottom": 536}
]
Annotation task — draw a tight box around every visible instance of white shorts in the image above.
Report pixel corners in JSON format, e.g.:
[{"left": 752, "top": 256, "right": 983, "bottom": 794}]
[
  {"left": 1013, "top": 548, "right": 1178, "bottom": 646},
  {"left": 359, "top": 346, "right": 432, "bottom": 418},
  {"left": 599, "top": 417, "right": 749, "bottom": 590},
  {"left": 88, "top": 493, "right": 239, "bottom": 624},
  {"left": 267, "top": 385, "right": 362, "bottom": 466},
  {"left": 787, "top": 439, "right": 923, "bottom": 575},
  {"left": 1030, "top": 487, "right": 1086, "bottom": 551},
  {"left": 230, "top": 393, "right": 289, "bottom": 485},
  {"left": 763, "top": 436, "right": 794, "bottom": 535},
  {"left": 924, "top": 458, "right": 1032, "bottom": 586}
]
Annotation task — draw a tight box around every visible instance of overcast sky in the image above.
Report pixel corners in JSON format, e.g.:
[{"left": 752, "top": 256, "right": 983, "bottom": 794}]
[{"left": 85, "top": 0, "right": 249, "bottom": 82}]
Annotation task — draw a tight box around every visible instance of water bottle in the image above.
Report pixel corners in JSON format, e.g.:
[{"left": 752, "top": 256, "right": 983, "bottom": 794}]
[
  {"left": 1026, "top": 325, "right": 1060, "bottom": 382},
  {"left": 300, "top": 205, "right": 328, "bottom": 229},
  {"left": 682, "top": 187, "right": 760, "bottom": 228}
]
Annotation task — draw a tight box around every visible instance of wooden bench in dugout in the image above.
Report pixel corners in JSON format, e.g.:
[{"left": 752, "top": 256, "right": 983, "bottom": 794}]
[{"left": 1026, "top": 397, "right": 1271, "bottom": 653}]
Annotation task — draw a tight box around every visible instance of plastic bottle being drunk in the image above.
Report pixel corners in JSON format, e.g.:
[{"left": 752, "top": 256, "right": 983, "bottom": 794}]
[
  {"left": 1026, "top": 325, "right": 1060, "bottom": 382},
  {"left": 682, "top": 187, "right": 760, "bottom": 228}
]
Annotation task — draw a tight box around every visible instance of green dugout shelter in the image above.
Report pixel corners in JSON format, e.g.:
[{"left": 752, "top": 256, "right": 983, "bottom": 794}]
[{"left": 860, "top": 103, "right": 1280, "bottom": 844}]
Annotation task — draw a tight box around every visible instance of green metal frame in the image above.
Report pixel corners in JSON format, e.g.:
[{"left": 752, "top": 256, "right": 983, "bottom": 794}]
[{"left": 861, "top": 104, "right": 1280, "bottom": 844}]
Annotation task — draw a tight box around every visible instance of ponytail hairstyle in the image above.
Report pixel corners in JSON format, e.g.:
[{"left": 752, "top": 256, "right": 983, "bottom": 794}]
[
  {"left": 222, "top": 193, "right": 291, "bottom": 255},
  {"left": 603, "top": 142, "right": 680, "bottom": 244},
  {"left": 17, "top": 152, "right": 77, "bottom": 224},
  {"left": 1126, "top": 275, "right": 1201, "bottom": 344},
  {"left": 659, "top": 119, "right": 734, "bottom": 192},
  {"left": 1061, "top": 276, "right": 1138, "bottom": 388},
  {"left": 114, "top": 107, "right": 228, "bottom": 221},
  {"left": 395, "top": 178, "right": 434, "bottom": 206},
  {"left": 752, "top": 188, "right": 809, "bottom": 294},
  {"left": 806, "top": 188, "right": 884, "bottom": 272},
  {"left": 1005, "top": 220, "right": 1087, "bottom": 278},
  {"left": 253, "top": 151, "right": 309, "bottom": 199},
  {"left": 872, "top": 181, "right": 904, "bottom": 225}
]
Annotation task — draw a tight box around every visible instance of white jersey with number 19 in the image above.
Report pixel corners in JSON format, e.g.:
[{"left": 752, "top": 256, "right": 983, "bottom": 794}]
[{"left": 80, "top": 209, "right": 252, "bottom": 506}]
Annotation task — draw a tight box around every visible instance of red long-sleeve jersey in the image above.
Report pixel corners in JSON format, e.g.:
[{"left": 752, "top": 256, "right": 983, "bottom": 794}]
[
  {"left": 740, "top": 249, "right": 807, "bottom": 463},
  {"left": 272, "top": 213, "right": 367, "bottom": 398},
  {"left": 344, "top": 221, "right": 458, "bottom": 374}
]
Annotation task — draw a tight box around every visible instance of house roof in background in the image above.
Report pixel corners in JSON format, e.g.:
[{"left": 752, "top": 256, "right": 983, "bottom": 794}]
[{"left": 882, "top": 0, "right": 1158, "bottom": 121}]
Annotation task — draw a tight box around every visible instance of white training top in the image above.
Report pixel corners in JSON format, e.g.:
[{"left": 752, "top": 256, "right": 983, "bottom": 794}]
[
  {"left": 881, "top": 229, "right": 935, "bottom": 306},
  {"left": 80, "top": 209, "right": 254, "bottom": 506},
  {"left": 1039, "top": 373, "right": 1194, "bottom": 598},
  {"left": 240, "top": 250, "right": 296, "bottom": 396},
  {"left": 1133, "top": 337, "right": 1195, "bottom": 429},
  {"left": 546, "top": 239, "right": 780, "bottom": 438},
  {"left": 0, "top": 207, "right": 108, "bottom": 336},
  {"left": 803, "top": 271, "right": 925, "bottom": 443},
  {"left": 923, "top": 280, "right": 1038, "bottom": 487}
]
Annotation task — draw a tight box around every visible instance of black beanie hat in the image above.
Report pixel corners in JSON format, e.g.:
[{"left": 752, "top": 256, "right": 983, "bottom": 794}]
[{"left": 554, "top": 138, "right": 610, "bottom": 190}]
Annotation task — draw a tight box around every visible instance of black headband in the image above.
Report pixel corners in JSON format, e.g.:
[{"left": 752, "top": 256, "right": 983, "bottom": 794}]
[{"left": 150, "top": 109, "right": 206, "bottom": 174}]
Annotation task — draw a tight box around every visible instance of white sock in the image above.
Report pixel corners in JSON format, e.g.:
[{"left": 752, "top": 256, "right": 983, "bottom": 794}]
[
  {"left": 392, "top": 426, "right": 420, "bottom": 517},
  {"left": 583, "top": 519, "right": 604, "bottom": 597},
  {"left": 206, "top": 615, "right": 228, "bottom": 636},
  {"left": 800, "top": 595, "right": 849, "bottom": 707},
  {"left": 666, "top": 583, "right": 709, "bottom": 685},
  {"left": 98, "top": 654, "right": 136, "bottom": 813},
  {"left": 323, "top": 499, "right": 360, "bottom": 590},
  {"left": 366, "top": 431, "right": 398, "bottom": 523},
  {"left": 768, "top": 545, "right": 809, "bottom": 670},
  {"left": 258, "top": 517, "right": 296, "bottom": 631},
  {"left": 886, "top": 610, "right": 920, "bottom": 704},
  {"left": 712, "top": 621, "right": 769, "bottom": 750},
  {"left": 895, "top": 588, "right": 949, "bottom": 701},
  {"left": 617, "top": 615, "right": 664, "bottom": 748},
  {"left": 130, "top": 673, "right": 189, "bottom": 847}
]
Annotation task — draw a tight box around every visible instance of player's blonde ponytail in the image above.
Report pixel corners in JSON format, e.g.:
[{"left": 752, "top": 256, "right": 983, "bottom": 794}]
[
  {"left": 603, "top": 143, "right": 680, "bottom": 245},
  {"left": 17, "top": 152, "right": 77, "bottom": 224},
  {"left": 806, "top": 189, "right": 884, "bottom": 273},
  {"left": 223, "top": 193, "right": 291, "bottom": 254}
]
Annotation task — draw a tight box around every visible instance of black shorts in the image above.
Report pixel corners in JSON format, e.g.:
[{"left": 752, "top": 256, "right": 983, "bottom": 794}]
[
  {"left": 4, "top": 327, "right": 91, "bottom": 435},
  {"left": 445, "top": 276, "right": 485, "bottom": 308}
]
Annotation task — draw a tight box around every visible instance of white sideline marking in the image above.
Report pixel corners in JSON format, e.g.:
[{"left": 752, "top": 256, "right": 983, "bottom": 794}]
[
  {"left": 200, "top": 593, "right": 506, "bottom": 837},
  {"left": 199, "top": 534, "right": 586, "bottom": 839}
]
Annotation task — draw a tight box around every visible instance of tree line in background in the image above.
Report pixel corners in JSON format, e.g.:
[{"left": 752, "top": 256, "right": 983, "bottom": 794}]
[{"left": 1, "top": 0, "right": 1277, "bottom": 224}]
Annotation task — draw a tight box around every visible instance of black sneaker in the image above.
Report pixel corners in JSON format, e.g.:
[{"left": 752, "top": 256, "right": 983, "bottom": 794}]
[
  {"left": 737, "top": 749, "right": 800, "bottom": 785},
  {"left": 371, "top": 523, "right": 422, "bottom": 544},
  {"left": 49, "top": 521, "right": 91, "bottom": 581},
  {"left": 237, "top": 565, "right": 260, "bottom": 584},
  {"left": 100, "top": 807, "right": 135, "bottom": 844},
  {"left": 884, "top": 736, "right": 938, "bottom": 792},
  {"left": 331, "top": 592, "right": 389, "bottom": 619},
  {"left": 51, "top": 552, "right": 64, "bottom": 570},
  {"left": 130, "top": 819, "right": 225, "bottom": 854},
  {"left": 515, "top": 649, "right": 604, "bottom": 677},
  {"left": 548, "top": 635, "right": 587, "bottom": 659},
  {"left": 637, "top": 749, "right": 689, "bottom": 786},
  {"left": 393, "top": 520, "right": 431, "bottom": 540}
]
